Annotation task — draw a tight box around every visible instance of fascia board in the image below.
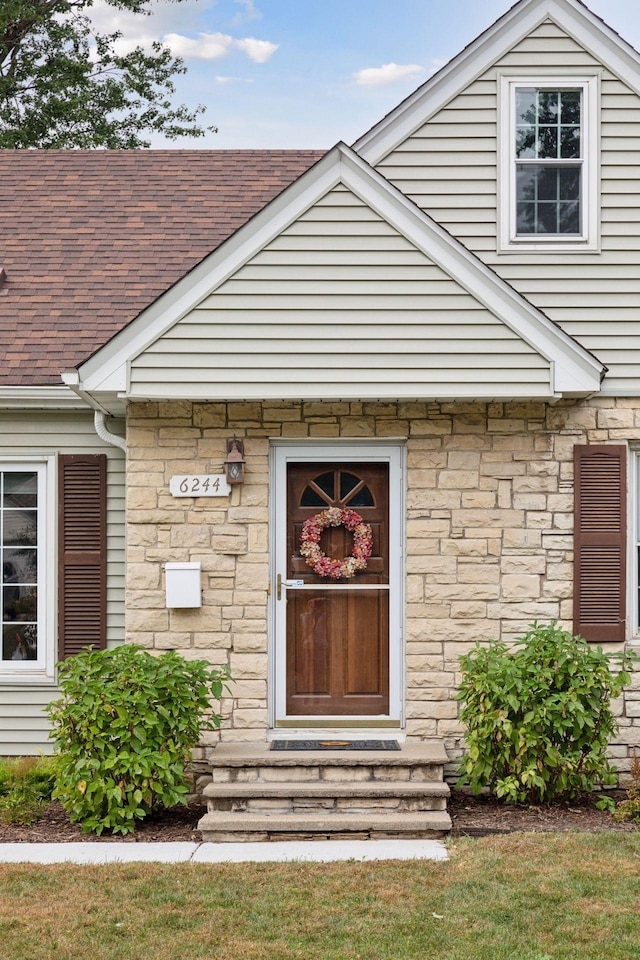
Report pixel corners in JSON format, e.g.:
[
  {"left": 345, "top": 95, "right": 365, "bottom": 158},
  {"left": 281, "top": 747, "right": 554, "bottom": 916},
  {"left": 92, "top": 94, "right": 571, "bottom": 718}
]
[
  {"left": 340, "top": 150, "right": 604, "bottom": 395},
  {"left": 77, "top": 147, "right": 347, "bottom": 394},
  {"left": 0, "top": 386, "right": 89, "bottom": 410},
  {"left": 355, "top": 0, "right": 640, "bottom": 165}
]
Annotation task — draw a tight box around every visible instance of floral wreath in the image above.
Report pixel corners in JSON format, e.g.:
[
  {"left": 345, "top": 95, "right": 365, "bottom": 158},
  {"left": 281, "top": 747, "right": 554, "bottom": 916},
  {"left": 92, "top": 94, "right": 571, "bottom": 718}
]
[{"left": 299, "top": 506, "right": 373, "bottom": 580}]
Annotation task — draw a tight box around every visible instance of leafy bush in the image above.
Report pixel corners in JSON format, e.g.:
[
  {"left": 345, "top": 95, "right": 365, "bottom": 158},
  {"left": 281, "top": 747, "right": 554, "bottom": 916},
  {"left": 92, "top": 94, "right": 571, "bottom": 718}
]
[
  {"left": 46, "top": 644, "right": 231, "bottom": 835},
  {"left": 457, "top": 622, "right": 636, "bottom": 804},
  {"left": 613, "top": 750, "right": 640, "bottom": 823},
  {"left": 0, "top": 756, "right": 57, "bottom": 825}
]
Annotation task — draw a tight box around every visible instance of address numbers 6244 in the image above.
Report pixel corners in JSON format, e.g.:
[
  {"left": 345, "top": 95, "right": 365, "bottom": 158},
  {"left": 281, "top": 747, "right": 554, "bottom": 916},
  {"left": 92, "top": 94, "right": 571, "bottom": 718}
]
[{"left": 169, "top": 474, "right": 231, "bottom": 498}]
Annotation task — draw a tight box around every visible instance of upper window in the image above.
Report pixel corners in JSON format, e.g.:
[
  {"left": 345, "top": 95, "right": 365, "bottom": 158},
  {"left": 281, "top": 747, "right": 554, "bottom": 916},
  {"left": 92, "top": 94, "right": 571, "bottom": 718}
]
[
  {"left": 499, "top": 76, "right": 598, "bottom": 252},
  {"left": 0, "top": 462, "right": 54, "bottom": 681}
]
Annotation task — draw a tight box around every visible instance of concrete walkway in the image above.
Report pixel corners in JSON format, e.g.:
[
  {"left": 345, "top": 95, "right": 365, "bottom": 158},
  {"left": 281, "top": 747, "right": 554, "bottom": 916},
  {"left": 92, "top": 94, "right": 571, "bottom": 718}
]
[{"left": 0, "top": 838, "right": 449, "bottom": 865}]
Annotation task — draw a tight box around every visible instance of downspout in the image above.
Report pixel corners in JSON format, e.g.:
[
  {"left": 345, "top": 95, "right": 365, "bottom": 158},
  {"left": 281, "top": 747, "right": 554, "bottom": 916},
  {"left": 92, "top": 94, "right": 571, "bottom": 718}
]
[{"left": 94, "top": 411, "right": 126, "bottom": 453}]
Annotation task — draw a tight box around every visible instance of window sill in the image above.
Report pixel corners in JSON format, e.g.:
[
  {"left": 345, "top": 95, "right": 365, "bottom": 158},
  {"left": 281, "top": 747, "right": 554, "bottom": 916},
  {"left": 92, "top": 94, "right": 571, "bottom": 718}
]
[
  {"left": 498, "top": 238, "right": 600, "bottom": 255},
  {"left": 0, "top": 670, "right": 56, "bottom": 686}
]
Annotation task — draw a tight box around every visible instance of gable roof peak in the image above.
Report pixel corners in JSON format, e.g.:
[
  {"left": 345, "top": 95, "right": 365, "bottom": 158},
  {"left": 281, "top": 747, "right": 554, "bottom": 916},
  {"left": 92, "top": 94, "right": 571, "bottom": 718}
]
[{"left": 354, "top": 0, "right": 640, "bottom": 165}]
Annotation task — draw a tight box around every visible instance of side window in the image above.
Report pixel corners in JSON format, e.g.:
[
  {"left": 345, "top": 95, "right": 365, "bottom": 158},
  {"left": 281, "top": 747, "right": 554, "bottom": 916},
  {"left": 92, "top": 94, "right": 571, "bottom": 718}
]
[
  {"left": 499, "top": 76, "right": 598, "bottom": 252},
  {"left": 0, "top": 462, "right": 54, "bottom": 680}
]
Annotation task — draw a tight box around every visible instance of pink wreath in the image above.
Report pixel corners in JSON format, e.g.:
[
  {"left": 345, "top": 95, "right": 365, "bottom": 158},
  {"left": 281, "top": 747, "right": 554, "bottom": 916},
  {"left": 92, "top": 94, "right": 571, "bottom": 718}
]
[{"left": 299, "top": 507, "right": 373, "bottom": 580}]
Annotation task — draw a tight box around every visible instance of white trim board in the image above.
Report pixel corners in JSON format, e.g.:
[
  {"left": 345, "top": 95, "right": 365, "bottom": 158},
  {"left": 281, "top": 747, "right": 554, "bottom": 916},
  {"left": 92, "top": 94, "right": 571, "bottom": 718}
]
[
  {"left": 76, "top": 142, "right": 604, "bottom": 401},
  {"left": 0, "top": 387, "right": 89, "bottom": 411},
  {"left": 353, "top": 0, "right": 640, "bottom": 165}
]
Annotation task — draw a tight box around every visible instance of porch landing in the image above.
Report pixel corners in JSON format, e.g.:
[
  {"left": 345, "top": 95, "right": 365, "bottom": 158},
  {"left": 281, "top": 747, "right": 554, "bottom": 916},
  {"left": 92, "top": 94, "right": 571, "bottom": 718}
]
[{"left": 198, "top": 742, "right": 452, "bottom": 841}]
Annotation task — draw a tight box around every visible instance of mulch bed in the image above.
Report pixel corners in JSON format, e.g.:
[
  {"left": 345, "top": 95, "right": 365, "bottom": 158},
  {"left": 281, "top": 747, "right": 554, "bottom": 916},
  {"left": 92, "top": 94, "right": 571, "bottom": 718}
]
[
  {"left": 0, "top": 802, "right": 207, "bottom": 843},
  {"left": 0, "top": 790, "right": 637, "bottom": 842},
  {"left": 449, "top": 789, "right": 638, "bottom": 836}
]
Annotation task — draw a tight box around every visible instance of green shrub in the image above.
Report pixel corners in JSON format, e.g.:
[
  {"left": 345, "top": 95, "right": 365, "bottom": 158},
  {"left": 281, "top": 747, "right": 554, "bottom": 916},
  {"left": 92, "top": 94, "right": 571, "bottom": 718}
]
[
  {"left": 613, "top": 750, "right": 640, "bottom": 823},
  {"left": 46, "top": 644, "right": 231, "bottom": 835},
  {"left": 457, "top": 622, "right": 636, "bottom": 804},
  {"left": 0, "top": 756, "right": 57, "bottom": 824}
]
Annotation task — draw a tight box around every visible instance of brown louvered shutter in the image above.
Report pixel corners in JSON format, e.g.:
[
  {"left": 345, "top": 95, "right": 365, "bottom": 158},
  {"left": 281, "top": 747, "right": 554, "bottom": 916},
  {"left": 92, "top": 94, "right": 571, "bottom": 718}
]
[
  {"left": 58, "top": 454, "right": 107, "bottom": 658},
  {"left": 573, "top": 444, "right": 627, "bottom": 642}
]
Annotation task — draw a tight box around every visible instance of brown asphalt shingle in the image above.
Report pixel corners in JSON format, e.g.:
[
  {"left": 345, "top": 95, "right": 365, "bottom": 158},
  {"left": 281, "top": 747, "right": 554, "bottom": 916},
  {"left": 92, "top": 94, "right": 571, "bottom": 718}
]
[{"left": 0, "top": 149, "right": 325, "bottom": 386}]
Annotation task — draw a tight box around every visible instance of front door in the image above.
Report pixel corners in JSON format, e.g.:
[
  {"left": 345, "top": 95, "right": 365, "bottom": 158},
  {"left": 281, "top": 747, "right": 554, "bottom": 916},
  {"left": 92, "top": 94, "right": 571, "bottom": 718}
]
[{"left": 272, "top": 443, "right": 403, "bottom": 726}]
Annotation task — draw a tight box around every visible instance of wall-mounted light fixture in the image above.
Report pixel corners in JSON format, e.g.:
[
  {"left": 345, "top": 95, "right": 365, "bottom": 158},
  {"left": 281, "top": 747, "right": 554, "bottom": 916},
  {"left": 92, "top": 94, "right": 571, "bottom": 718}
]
[{"left": 224, "top": 437, "right": 246, "bottom": 484}]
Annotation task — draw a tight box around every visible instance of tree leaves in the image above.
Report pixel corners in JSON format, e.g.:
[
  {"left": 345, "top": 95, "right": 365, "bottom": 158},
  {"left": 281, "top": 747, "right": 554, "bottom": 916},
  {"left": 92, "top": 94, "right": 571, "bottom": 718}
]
[{"left": 0, "top": 0, "right": 215, "bottom": 147}]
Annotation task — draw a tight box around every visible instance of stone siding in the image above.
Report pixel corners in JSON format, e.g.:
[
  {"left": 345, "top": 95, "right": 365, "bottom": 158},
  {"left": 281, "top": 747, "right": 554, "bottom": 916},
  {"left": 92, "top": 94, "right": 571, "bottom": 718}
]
[{"left": 126, "top": 398, "right": 640, "bottom": 782}]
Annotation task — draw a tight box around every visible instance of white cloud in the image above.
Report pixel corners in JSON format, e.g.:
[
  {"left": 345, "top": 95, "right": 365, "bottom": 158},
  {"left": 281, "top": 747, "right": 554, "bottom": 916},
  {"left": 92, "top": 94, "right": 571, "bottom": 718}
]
[
  {"left": 90, "top": 0, "right": 211, "bottom": 36},
  {"left": 233, "top": 0, "right": 261, "bottom": 23},
  {"left": 164, "top": 32, "right": 234, "bottom": 61},
  {"left": 234, "top": 36, "right": 278, "bottom": 63},
  {"left": 216, "top": 75, "right": 255, "bottom": 84},
  {"left": 89, "top": 1, "right": 277, "bottom": 64},
  {"left": 113, "top": 30, "right": 277, "bottom": 63},
  {"left": 353, "top": 62, "right": 425, "bottom": 87}
]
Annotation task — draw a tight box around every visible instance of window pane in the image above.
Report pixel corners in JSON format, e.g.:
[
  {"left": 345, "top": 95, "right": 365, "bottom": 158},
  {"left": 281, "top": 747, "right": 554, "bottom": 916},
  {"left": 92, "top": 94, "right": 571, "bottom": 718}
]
[
  {"left": 300, "top": 486, "right": 327, "bottom": 507},
  {"left": 537, "top": 90, "right": 559, "bottom": 124},
  {"left": 537, "top": 126, "right": 558, "bottom": 159},
  {"left": 516, "top": 201, "right": 536, "bottom": 234},
  {"left": 537, "top": 168, "right": 560, "bottom": 201},
  {"left": 513, "top": 88, "right": 582, "bottom": 171},
  {"left": 515, "top": 88, "right": 537, "bottom": 124},
  {"left": 560, "top": 90, "right": 581, "bottom": 124},
  {"left": 2, "top": 623, "right": 38, "bottom": 661},
  {"left": 515, "top": 126, "right": 536, "bottom": 158},
  {"left": 560, "top": 126, "right": 581, "bottom": 159},
  {"left": 346, "top": 487, "right": 374, "bottom": 507},
  {"left": 516, "top": 164, "right": 581, "bottom": 235},
  {"left": 3, "top": 585, "right": 37, "bottom": 622},
  {"left": 559, "top": 167, "right": 580, "bottom": 200},
  {"left": 2, "top": 510, "right": 38, "bottom": 546},
  {"left": 537, "top": 202, "right": 559, "bottom": 233},
  {"left": 1, "top": 467, "right": 42, "bottom": 666},
  {"left": 339, "top": 472, "right": 361, "bottom": 500},
  {"left": 2, "top": 549, "right": 37, "bottom": 584},
  {"left": 301, "top": 471, "right": 334, "bottom": 506},
  {"left": 340, "top": 472, "right": 375, "bottom": 507},
  {"left": 559, "top": 201, "right": 580, "bottom": 233},
  {"left": 516, "top": 165, "right": 538, "bottom": 201},
  {"left": 3, "top": 472, "right": 37, "bottom": 508}
]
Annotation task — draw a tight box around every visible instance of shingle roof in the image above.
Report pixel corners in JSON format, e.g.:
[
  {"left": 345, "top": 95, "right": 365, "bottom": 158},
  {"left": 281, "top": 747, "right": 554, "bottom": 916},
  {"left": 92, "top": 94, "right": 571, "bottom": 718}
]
[{"left": 0, "top": 149, "right": 325, "bottom": 386}]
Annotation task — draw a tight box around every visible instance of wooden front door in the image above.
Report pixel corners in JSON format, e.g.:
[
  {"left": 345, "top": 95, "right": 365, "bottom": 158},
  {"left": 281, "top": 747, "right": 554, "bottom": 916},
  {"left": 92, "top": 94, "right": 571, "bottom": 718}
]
[{"left": 285, "top": 462, "right": 389, "bottom": 716}]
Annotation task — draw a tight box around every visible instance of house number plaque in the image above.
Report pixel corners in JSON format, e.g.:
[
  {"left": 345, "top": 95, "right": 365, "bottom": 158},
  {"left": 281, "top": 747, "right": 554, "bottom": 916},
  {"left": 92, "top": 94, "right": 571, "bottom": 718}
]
[{"left": 169, "top": 474, "right": 231, "bottom": 498}]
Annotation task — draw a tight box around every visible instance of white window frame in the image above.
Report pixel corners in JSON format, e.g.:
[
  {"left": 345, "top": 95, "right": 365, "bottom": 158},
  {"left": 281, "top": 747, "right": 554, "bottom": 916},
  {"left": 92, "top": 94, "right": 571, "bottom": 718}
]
[
  {"left": 498, "top": 74, "right": 599, "bottom": 253},
  {"left": 0, "top": 458, "right": 56, "bottom": 683}
]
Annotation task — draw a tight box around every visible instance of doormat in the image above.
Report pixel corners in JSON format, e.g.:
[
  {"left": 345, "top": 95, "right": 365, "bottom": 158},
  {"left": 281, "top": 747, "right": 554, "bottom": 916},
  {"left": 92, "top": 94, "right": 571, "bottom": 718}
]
[{"left": 270, "top": 740, "right": 401, "bottom": 751}]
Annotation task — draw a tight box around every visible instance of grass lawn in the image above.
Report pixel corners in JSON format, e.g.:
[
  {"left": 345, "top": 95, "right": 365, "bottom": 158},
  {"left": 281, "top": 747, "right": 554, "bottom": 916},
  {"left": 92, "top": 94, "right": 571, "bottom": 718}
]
[{"left": 0, "top": 832, "right": 639, "bottom": 960}]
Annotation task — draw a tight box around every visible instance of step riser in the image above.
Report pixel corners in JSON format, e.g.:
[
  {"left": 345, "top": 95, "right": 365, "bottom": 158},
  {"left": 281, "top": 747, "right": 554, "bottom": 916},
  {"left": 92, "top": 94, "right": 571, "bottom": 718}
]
[
  {"left": 200, "top": 829, "right": 450, "bottom": 842},
  {"left": 211, "top": 764, "right": 444, "bottom": 783},
  {"left": 208, "top": 796, "right": 448, "bottom": 814}
]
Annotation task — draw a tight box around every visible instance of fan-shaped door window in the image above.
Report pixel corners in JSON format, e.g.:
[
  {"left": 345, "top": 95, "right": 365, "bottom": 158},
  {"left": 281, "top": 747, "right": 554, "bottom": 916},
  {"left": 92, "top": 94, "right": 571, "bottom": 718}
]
[{"left": 300, "top": 469, "right": 375, "bottom": 509}]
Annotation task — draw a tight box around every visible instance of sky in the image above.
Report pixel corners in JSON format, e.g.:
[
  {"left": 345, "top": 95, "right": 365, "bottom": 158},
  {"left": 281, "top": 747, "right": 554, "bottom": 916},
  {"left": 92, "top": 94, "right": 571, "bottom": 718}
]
[{"left": 92, "top": 0, "right": 640, "bottom": 149}]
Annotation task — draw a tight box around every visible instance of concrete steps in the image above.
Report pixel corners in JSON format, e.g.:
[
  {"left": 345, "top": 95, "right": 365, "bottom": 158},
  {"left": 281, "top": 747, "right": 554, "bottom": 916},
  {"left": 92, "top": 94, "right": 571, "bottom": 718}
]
[{"left": 198, "top": 742, "right": 452, "bottom": 841}]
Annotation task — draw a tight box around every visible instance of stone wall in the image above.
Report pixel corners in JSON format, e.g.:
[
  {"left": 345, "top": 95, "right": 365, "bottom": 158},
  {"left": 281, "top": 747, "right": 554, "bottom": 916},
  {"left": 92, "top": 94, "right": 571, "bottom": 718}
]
[{"left": 126, "top": 398, "right": 640, "bottom": 782}]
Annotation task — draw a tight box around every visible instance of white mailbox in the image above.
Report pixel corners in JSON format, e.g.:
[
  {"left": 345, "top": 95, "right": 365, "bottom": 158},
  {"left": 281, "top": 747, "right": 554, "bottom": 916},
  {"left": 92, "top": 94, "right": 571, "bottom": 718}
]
[{"left": 165, "top": 561, "right": 202, "bottom": 608}]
